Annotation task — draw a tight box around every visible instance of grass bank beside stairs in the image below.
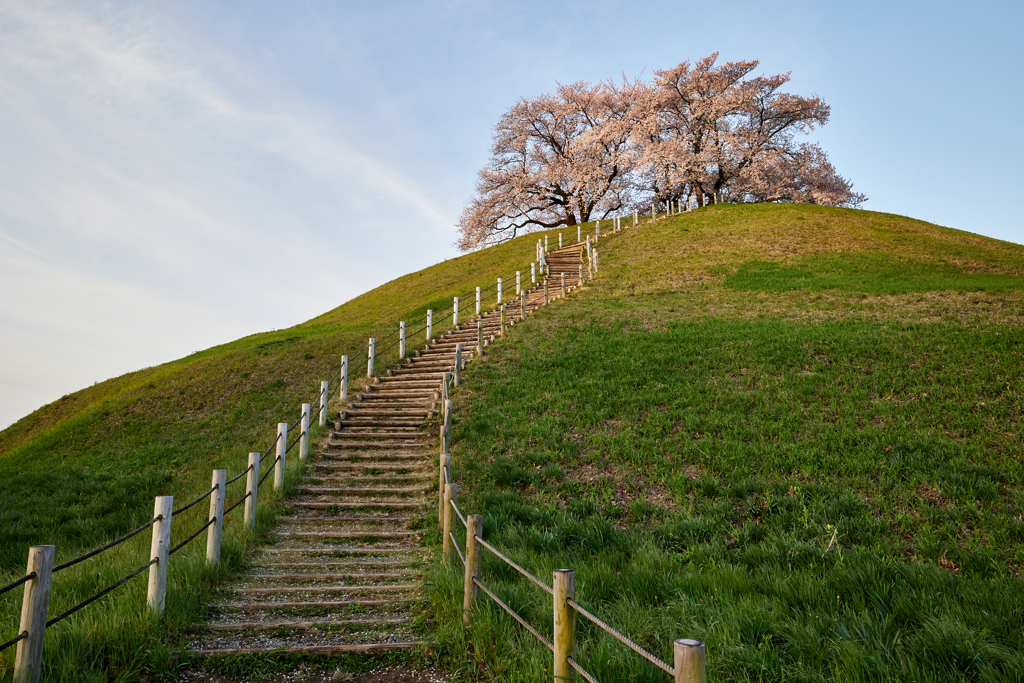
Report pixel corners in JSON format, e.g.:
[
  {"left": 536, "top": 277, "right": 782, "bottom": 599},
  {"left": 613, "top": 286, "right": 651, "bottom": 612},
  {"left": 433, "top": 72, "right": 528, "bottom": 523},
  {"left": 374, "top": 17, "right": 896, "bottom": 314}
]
[{"left": 428, "top": 204, "right": 1024, "bottom": 682}]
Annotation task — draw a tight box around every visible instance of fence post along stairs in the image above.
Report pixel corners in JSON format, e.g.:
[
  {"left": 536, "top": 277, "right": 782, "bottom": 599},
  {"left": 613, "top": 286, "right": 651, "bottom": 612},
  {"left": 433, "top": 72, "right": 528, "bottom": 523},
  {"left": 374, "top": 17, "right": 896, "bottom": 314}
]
[{"left": 188, "top": 238, "right": 589, "bottom": 656}]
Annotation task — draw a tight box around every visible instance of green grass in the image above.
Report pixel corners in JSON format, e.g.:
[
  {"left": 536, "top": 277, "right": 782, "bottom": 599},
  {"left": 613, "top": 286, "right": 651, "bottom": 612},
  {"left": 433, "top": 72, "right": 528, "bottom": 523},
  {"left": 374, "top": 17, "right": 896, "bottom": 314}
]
[
  {"left": 0, "top": 226, "right": 565, "bottom": 680},
  {"left": 426, "top": 204, "right": 1024, "bottom": 682}
]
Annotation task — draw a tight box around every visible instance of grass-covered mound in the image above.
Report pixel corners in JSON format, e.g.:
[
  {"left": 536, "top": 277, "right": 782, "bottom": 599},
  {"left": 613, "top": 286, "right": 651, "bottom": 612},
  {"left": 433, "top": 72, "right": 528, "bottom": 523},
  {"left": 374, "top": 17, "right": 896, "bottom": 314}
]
[
  {"left": 430, "top": 204, "right": 1024, "bottom": 682},
  {"left": 0, "top": 227, "right": 558, "bottom": 681}
]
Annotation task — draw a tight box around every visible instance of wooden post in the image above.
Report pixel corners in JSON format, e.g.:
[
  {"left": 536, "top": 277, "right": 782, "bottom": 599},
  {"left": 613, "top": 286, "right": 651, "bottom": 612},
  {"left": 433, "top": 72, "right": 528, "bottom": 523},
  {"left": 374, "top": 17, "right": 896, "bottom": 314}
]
[
  {"left": 445, "top": 399, "right": 453, "bottom": 442},
  {"left": 367, "top": 338, "right": 375, "bottom": 378},
  {"left": 594, "top": 250, "right": 598, "bottom": 274},
  {"left": 521, "top": 293, "right": 526, "bottom": 321},
  {"left": 531, "top": 262, "right": 536, "bottom": 284},
  {"left": 453, "top": 297, "right": 459, "bottom": 327},
  {"left": 553, "top": 569, "right": 576, "bottom": 682},
  {"left": 300, "top": 403, "right": 310, "bottom": 459},
  {"left": 497, "top": 278, "right": 502, "bottom": 305},
  {"left": 147, "top": 496, "right": 173, "bottom": 617},
  {"left": 399, "top": 321, "right": 406, "bottom": 359},
  {"left": 427, "top": 310, "right": 433, "bottom": 341},
  {"left": 340, "top": 355, "right": 348, "bottom": 399},
  {"left": 463, "top": 514, "right": 482, "bottom": 626},
  {"left": 633, "top": 208, "right": 638, "bottom": 225},
  {"left": 244, "top": 452, "right": 259, "bottom": 529},
  {"left": 559, "top": 233, "right": 563, "bottom": 248},
  {"left": 561, "top": 272, "right": 566, "bottom": 298},
  {"left": 454, "top": 342, "right": 462, "bottom": 386},
  {"left": 442, "top": 483, "right": 457, "bottom": 565},
  {"left": 476, "top": 319, "right": 484, "bottom": 357},
  {"left": 206, "top": 469, "right": 226, "bottom": 564},
  {"left": 652, "top": 202, "right": 656, "bottom": 219},
  {"left": 274, "top": 422, "right": 287, "bottom": 490},
  {"left": 577, "top": 225, "right": 581, "bottom": 243},
  {"left": 438, "top": 452, "right": 448, "bottom": 529},
  {"left": 595, "top": 220, "right": 600, "bottom": 240},
  {"left": 319, "top": 380, "right": 328, "bottom": 427},
  {"left": 13, "top": 545, "right": 54, "bottom": 683},
  {"left": 544, "top": 277, "right": 549, "bottom": 305},
  {"left": 516, "top": 271, "right": 521, "bottom": 295},
  {"left": 674, "top": 639, "right": 706, "bottom": 683},
  {"left": 476, "top": 287, "right": 481, "bottom": 315},
  {"left": 544, "top": 235, "right": 549, "bottom": 253}
]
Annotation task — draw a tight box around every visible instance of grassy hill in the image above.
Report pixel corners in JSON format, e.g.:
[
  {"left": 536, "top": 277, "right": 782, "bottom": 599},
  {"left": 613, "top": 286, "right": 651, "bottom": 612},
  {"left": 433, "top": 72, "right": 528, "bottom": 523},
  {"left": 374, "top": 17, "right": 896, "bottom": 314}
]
[
  {"left": 428, "top": 204, "right": 1024, "bottom": 682},
  {"left": 2, "top": 202, "right": 1022, "bottom": 681},
  {"left": 0, "top": 228, "right": 557, "bottom": 681}
]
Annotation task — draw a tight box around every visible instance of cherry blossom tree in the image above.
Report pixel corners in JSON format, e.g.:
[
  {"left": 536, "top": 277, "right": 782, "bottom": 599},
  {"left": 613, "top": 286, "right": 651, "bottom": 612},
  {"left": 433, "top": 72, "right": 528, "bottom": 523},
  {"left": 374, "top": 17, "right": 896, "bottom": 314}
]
[
  {"left": 456, "top": 79, "right": 640, "bottom": 251},
  {"left": 731, "top": 143, "right": 866, "bottom": 207}
]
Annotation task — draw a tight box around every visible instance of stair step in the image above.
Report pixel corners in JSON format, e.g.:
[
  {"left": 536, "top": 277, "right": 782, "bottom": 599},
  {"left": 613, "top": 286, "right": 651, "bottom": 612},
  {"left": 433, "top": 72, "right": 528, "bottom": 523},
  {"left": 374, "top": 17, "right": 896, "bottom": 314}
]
[
  {"left": 233, "top": 585, "right": 418, "bottom": 594},
  {"left": 194, "top": 642, "right": 427, "bottom": 656},
  {"left": 207, "top": 619, "right": 410, "bottom": 632},
  {"left": 272, "top": 531, "right": 419, "bottom": 539},
  {"left": 215, "top": 599, "right": 417, "bottom": 610}
]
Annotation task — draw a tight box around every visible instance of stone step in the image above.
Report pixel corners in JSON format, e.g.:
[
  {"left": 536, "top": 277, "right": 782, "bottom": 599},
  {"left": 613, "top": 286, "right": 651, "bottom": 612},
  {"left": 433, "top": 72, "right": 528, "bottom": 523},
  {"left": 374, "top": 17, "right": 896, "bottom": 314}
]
[
  {"left": 233, "top": 585, "right": 418, "bottom": 595},
  {"left": 206, "top": 618, "right": 411, "bottom": 632},
  {"left": 194, "top": 642, "right": 426, "bottom": 656}
]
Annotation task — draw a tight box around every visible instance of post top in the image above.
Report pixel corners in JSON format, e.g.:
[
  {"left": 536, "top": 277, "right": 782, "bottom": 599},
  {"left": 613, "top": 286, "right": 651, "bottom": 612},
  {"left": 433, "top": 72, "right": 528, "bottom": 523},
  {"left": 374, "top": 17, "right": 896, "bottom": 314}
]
[
  {"left": 675, "top": 638, "right": 705, "bottom": 647},
  {"left": 554, "top": 568, "right": 574, "bottom": 574}
]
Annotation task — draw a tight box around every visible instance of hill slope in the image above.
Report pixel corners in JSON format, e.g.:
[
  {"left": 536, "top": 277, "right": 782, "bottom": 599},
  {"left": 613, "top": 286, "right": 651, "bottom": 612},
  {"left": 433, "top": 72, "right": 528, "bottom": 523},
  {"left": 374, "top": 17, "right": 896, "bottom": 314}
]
[{"left": 429, "top": 204, "right": 1024, "bottom": 682}]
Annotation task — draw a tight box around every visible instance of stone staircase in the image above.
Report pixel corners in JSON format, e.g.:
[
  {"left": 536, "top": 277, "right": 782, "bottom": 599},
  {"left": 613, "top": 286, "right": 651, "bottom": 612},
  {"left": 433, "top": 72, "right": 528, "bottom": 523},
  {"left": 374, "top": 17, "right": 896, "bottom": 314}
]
[{"left": 190, "top": 242, "right": 584, "bottom": 657}]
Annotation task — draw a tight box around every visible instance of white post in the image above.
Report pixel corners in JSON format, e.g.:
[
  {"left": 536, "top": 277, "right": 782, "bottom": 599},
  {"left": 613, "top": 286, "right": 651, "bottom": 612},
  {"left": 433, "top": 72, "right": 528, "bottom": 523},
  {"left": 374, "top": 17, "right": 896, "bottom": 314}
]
[
  {"left": 594, "top": 249, "right": 599, "bottom": 274},
  {"left": 577, "top": 225, "right": 581, "bottom": 242},
  {"left": 206, "top": 470, "right": 226, "bottom": 564},
  {"left": 147, "top": 496, "right": 173, "bottom": 617},
  {"left": 559, "top": 233, "right": 563, "bottom": 248},
  {"left": 300, "top": 403, "right": 310, "bottom": 459},
  {"left": 367, "top": 338, "right": 375, "bottom": 377},
  {"left": 652, "top": 202, "right": 656, "bottom": 219},
  {"left": 340, "top": 355, "right": 348, "bottom": 399},
  {"left": 427, "top": 310, "right": 433, "bottom": 341},
  {"left": 497, "top": 278, "right": 502, "bottom": 305},
  {"left": 633, "top": 208, "right": 638, "bottom": 225},
  {"left": 476, "top": 287, "right": 481, "bottom": 315},
  {"left": 544, "top": 235, "right": 549, "bottom": 253},
  {"left": 274, "top": 422, "right": 287, "bottom": 490},
  {"left": 674, "top": 639, "right": 707, "bottom": 683},
  {"left": 477, "top": 319, "right": 484, "bottom": 357},
  {"left": 399, "top": 321, "right": 406, "bottom": 359},
  {"left": 13, "top": 545, "right": 53, "bottom": 683},
  {"left": 531, "top": 262, "right": 537, "bottom": 284},
  {"left": 319, "top": 380, "right": 328, "bottom": 427},
  {"left": 595, "top": 218, "right": 600, "bottom": 238},
  {"left": 516, "top": 271, "right": 521, "bottom": 295},
  {"left": 454, "top": 343, "right": 462, "bottom": 386},
  {"left": 244, "top": 452, "right": 259, "bottom": 529},
  {"left": 453, "top": 297, "right": 459, "bottom": 327}
]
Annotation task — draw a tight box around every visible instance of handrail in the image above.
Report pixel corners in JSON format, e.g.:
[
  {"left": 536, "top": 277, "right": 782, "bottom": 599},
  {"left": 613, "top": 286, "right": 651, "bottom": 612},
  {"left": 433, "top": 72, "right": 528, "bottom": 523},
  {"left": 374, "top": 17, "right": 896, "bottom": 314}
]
[
  {"left": 173, "top": 484, "right": 218, "bottom": 516},
  {"left": 475, "top": 534, "right": 552, "bottom": 596},
  {"left": 473, "top": 577, "right": 553, "bottom": 652},
  {"left": 568, "top": 657, "right": 599, "bottom": 683},
  {"left": 52, "top": 516, "right": 161, "bottom": 574},
  {"left": 225, "top": 464, "right": 253, "bottom": 486},
  {"left": 0, "top": 572, "right": 36, "bottom": 598},
  {"left": 568, "top": 597, "right": 673, "bottom": 676},
  {"left": 449, "top": 531, "right": 465, "bottom": 566},
  {"left": 45, "top": 558, "right": 158, "bottom": 629},
  {"left": 169, "top": 518, "right": 216, "bottom": 556}
]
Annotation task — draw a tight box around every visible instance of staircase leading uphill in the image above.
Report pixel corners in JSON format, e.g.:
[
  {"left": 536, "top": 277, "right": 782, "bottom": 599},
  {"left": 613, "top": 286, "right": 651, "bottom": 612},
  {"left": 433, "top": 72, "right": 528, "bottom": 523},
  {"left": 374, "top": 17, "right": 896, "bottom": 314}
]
[{"left": 190, "top": 242, "right": 584, "bottom": 658}]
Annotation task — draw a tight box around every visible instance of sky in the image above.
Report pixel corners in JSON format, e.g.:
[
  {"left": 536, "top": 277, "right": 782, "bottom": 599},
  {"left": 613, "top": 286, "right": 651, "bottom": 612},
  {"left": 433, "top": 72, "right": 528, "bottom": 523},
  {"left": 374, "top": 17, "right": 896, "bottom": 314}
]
[{"left": 1, "top": 0, "right": 1022, "bottom": 429}]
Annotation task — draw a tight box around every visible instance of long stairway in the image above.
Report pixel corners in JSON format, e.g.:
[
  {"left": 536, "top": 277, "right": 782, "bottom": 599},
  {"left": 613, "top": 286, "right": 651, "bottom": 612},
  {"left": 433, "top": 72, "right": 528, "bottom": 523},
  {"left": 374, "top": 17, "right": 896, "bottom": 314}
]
[{"left": 190, "top": 242, "right": 585, "bottom": 658}]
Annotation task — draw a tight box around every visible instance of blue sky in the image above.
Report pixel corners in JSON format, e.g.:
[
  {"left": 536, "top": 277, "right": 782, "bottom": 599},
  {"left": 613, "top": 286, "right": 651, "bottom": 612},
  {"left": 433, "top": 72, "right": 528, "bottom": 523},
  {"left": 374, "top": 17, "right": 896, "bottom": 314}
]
[{"left": 1, "top": 0, "right": 1021, "bottom": 429}]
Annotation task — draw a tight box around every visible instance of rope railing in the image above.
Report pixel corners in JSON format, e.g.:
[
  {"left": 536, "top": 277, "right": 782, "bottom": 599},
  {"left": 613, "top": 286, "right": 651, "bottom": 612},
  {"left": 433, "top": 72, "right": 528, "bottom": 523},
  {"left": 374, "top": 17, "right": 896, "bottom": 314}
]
[
  {"left": 52, "top": 516, "right": 161, "bottom": 574},
  {"left": 450, "top": 500, "right": 467, "bottom": 527},
  {"left": 169, "top": 518, "right": 216, "bottom": 556},
  {"left": 225, "top": 464, "right": 253, "bottom": 486},
  {"left": 568, "top": 657, "right": 599, "bottom": 683},
  {"left": 46, "top": 558, "right": 158, "bottom": 629},
  {"left": 286, "top": 431, "right": 305, "bottom": 454},
  {"left": 258, "top": 456, "right": 280, "bottom": 489},
  {"left": 475, "top": 535, "right": 553, "bottom": 596},
  {"left": 172, "top": 484, "right": 218, "bottom": 516},
  {"left": 224, "top": 491, "right": 251, "bottom": 518},
  {"left": 262, "top": 432, "right": 283, "bottom": 459},
  {"left": 0, "top": 630, "right": 27, "bottom": 653},
  {"left": 0, "top": 572, "right": 36, "bottom": 598},
  {"left": 568, "top": 597, "right": 674, "bottom": 676},
  {"left": 449, "top": 531, "right": 465, "bottom": 566},
  {"left": 473, "top": 577, "right": 553, "bottom": 651}
]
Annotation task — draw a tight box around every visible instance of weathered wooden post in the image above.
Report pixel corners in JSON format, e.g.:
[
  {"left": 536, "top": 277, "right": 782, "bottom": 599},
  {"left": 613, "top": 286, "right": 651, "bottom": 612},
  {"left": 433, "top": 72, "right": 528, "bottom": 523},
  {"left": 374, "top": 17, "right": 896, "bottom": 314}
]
[
  {"left": 13, "top": 545, "right": 54, "bottom": 683},
  {"left": 577, "top": 225, "right": 581, "bottom": 242},
  {"left": 595, "top": 219, "right": 600, "bottom": 240},
  {"left": 299, "top": 403, "right": 310, "bottom": 459},
  {"left": 454, "top": 343, "right": 463, "bottom": 386},
  {"left": 463, "top": 514, "right": 482, "bottom": 626},
  {"left": 244, "top": 452, "right": 259, "bottom": 529},
  {"left": 453, "top": 297, "right": 460, "bottom": 327},
  {"left": 476, "top": 319, "right": 484, "bottom": 357},
  {"left": 399, "top": 321, "right": 406, "bottom": 359},
  {"left": 633, "top": 208, "right": 638, "bottom": 225},
  {"left": 206, "top": 469, "right": 226, "bottom": 564},
  {"left": 652, "top": 202, "right": 656, "bottom": 220},
  {"left": 340, "top": 355, "right": 348, "bottom": 399},
  {"left": 147, "top": 496, "right": 173, "bottom": 617},
  {"left": 561, "top": 272, "right": 566, "bottom": 297},
  {"left": 476, "top": 287, "right": 481, "bottom": 316},
  {"left": 442, "top": 483, "right": 457, "bottom": 564},
  {"left": 319, "top": 380, "right": 328, "bottom": 427},
  {"left": 531, "top": 262, "right": 537, "bottom": 284},
  {"left": 438, "top": 452, "right": 448, "bottom": 528},
  {"left": 427, "top": 309, "right": 433, "bottom": 341},
  {"left": 274, "top": 422, "right": 287, "bottom": 490},
  {"left": 367, "top": 338, "right": 375, "bottom": 378},
  {"left": 675, "top": 639, "right": 707, "bottom": 683},
  {"left": 553, "top": 569, "right": 576, "bottom": 682},
  {"left": 559, "top": 233, "right": 563, "bottom": 248},
  {"left": 516, "top": 271, "right": 521, "bottom": 296}
]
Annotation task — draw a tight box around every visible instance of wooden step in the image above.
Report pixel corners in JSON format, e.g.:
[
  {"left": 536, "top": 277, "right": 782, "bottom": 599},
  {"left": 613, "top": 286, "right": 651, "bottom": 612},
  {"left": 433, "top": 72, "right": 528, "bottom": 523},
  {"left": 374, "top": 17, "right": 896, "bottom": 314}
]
[
  {"left": 233, "top": 585, "right": 418, "bottom": 595},
  {"left": 194, "top": 642, "right": 427, "bottom": 656},
  {"left": 206, "top": 618, "right": 411, "bottom": 632}
]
